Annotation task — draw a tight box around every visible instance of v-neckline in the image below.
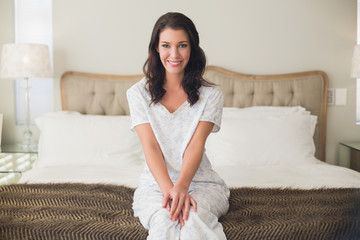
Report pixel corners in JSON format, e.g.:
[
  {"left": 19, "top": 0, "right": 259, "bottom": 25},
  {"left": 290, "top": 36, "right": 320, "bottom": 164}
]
[{"left": 159, "top": 100, "right": 189, "bottom": 117}]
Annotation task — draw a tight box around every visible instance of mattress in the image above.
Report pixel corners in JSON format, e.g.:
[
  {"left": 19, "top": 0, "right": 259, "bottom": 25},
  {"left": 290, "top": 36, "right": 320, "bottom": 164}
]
[{"left": 19, "top": 161, "right": 360, "bottom": 189}]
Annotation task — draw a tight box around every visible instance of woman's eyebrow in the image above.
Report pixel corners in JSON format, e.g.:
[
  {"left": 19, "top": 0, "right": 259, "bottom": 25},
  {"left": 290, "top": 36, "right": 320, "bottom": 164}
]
[{"left": 160, "top": 41, "right": 189, "bottom": 43}]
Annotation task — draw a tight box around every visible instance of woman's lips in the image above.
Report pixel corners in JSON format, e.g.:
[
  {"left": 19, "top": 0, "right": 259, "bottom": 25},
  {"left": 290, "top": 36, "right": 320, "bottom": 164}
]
[{"left": 167, "top": 60, "right": 182, "bottom": 67}]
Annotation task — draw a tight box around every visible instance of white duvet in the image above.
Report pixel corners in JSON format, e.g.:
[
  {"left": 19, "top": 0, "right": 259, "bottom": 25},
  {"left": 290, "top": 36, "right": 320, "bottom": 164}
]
[{"left": 19, "top": 161, "right": 360, "bottom": 189}]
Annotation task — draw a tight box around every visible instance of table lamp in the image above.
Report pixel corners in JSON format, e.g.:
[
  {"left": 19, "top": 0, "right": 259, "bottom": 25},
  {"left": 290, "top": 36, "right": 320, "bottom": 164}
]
[{"left": 0, "top": 43, "right": 52, "bottom": 150}]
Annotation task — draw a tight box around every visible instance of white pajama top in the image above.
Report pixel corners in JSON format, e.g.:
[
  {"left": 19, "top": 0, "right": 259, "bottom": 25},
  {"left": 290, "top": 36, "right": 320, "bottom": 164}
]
[{"left": 126, "top": 77, "right": 228, "bottom": 188}]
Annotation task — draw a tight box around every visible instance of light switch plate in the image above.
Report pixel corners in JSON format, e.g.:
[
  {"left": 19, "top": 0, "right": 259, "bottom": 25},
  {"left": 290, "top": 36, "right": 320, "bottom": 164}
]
[{"left": 328, "top": 88, "right": 335, "bottom": 105}]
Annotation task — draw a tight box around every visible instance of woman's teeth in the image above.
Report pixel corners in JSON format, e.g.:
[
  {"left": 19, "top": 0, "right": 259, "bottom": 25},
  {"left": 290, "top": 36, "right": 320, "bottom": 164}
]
[{"left": 168, "top": 60, "right": 181, "bottom": 66}]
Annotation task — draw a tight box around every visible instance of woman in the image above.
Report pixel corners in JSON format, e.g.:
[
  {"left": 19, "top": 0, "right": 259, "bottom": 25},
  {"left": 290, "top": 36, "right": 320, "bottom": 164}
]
[{"left": 127, "top": 12, "right": 230, "bottom": 240}]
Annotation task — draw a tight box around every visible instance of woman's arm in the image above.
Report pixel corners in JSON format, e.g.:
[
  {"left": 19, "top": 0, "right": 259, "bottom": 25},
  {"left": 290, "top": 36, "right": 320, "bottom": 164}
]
[
  {"left": 179, "top": 121, "right": 214, "bottom": 189},
  {"left": 134, "top": 123, "right": 174, "bottom": 194},
  {"left": 165, "top": 121, "right": 214, "bottom": 224}
]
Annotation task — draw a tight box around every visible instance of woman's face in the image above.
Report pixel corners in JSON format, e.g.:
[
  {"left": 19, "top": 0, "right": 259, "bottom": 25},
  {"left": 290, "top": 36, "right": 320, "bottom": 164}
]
[{"left": 157, "top": 27, "right": 191, "bottom": 78}]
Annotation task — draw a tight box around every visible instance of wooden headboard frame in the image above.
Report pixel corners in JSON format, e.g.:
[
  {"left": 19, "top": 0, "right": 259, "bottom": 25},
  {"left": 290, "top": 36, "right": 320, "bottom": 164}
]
[{"left": 61, "top": 66, "right": 328, "bottom": 161}]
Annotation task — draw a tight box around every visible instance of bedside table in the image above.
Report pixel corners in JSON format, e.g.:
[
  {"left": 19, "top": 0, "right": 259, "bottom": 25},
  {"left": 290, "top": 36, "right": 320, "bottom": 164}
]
[
  {"left": 0, "top": 143, "right": 37, "bottom": 185},
  {"left": 339, "top": 142, "right": 360, "bottom": 172}
]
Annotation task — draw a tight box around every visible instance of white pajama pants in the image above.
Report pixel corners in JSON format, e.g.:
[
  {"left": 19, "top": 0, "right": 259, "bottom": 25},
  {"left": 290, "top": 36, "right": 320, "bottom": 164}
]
[{"left": 133, "top": 182, "right": 229, "bottom": 240}]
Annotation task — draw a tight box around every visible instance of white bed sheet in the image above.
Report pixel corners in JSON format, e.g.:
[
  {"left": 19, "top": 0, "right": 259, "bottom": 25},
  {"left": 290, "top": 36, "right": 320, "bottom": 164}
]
[
  {"left": 19, "top": 161, "right": 360, "bottom": 189},
  {"left": 214, "top": 161, "right": 360, "bottom": 189},
  {"left": 19, "top": 164, "right": 145, "bottom": 188}
]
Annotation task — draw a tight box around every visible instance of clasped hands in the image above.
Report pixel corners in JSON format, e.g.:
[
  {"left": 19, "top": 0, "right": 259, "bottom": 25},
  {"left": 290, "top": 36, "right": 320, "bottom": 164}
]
[{"left": 162, "top": 184, "right": 197, "bottom": 227}]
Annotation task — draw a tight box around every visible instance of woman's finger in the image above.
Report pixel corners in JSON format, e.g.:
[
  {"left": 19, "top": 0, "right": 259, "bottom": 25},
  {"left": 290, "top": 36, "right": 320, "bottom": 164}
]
[
  {"left": 166, "top": 200, "right": 171, "bottom": 211},
  {"left": 183, "top": 197, "right": 191, "bottom": 220},
  {"left": 179, "top": 211, "right": 185, "bottom": 227},
  {"left": 172, "top": 194, "right": 185, "bottom": 221},
  {"left": 162, "top": 193, "right": 170, "bottom": 208},
  {"left": 190, "top": 196, "right": 197, "bottom": 212},
  {"left": 169, "top": 194, "right": 179, "bottom": 219}
]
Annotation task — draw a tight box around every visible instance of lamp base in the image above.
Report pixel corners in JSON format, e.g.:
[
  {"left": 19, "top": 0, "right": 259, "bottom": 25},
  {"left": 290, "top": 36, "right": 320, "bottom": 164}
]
[
  {"left": 20, "top": 78, "right": 37, "bottom": 152},
  {"left": 20, "top": 129, "right": 37, "bottom": 151}
]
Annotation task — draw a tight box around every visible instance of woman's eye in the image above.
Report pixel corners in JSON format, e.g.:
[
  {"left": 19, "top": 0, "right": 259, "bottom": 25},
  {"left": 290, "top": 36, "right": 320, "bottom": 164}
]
[
  {"left": 179, "top": 44, "right": 188, "bottom": 48},
  {"left": 162, "top": 44, "right": 169, "bottom": 48}
]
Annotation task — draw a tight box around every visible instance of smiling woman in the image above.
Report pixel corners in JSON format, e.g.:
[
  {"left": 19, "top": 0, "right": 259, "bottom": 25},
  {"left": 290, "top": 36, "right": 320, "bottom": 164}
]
[{"left": 128, "top": 12, "right": 230, "bottom": 239}]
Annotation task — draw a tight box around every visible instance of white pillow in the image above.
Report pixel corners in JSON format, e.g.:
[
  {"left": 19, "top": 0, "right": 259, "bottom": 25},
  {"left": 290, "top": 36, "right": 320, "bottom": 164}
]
[
  {"left": 205, "top": 107, "right": 318, "bottom": 166},
  {"left": 220, "top": 106, "right": 316, "bottom": 135},
  {"left": 222, "top": 106, "right": 310, "bottom": 118},
  {"left": 36, "top": 112, "right": 144, "bottom": 168}
]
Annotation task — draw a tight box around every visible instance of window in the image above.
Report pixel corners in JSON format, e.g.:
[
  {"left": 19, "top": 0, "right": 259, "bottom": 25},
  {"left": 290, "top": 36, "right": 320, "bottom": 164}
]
[{"left": 14, "top": 0, "right": 53, "bottom": 125}]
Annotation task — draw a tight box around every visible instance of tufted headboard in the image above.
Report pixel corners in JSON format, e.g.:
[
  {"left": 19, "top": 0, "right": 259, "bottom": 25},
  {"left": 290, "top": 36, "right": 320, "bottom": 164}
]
[{"left": 61, "top": 66, "right": 328, "bottom": 161}]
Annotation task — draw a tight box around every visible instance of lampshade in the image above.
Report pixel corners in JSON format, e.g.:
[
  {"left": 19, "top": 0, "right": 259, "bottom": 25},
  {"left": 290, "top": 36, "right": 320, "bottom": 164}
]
[
  {"left": 0, "top": 43, "right": 52, "bottom": 79},
  {"left": 351, "top": 45, "right": 360, "bottom": 78}
]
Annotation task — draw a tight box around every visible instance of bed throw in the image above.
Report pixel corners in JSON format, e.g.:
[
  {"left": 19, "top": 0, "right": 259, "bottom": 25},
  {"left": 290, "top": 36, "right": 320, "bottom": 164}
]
[{"left": 1, "top": 184, "right": 359, "bottom": 240}]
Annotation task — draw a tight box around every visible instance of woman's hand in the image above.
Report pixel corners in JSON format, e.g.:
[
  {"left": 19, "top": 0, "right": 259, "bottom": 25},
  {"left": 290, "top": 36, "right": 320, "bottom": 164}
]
[{"left": 162, "top": 184, "right": 197, "bottom": 226}]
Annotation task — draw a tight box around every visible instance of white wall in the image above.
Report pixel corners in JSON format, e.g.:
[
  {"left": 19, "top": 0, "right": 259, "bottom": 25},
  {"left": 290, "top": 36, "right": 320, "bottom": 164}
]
[
  {"left": 0, "top": 0, "right": 357, "bottom": 165},
  {"left": 0, "top": 0, "right": 25, "bottom": 144}
]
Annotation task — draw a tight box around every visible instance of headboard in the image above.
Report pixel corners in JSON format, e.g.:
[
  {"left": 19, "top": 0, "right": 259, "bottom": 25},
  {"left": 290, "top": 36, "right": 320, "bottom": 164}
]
[{"left": 61, "top": 66, "right": 328, "bottom": 161}]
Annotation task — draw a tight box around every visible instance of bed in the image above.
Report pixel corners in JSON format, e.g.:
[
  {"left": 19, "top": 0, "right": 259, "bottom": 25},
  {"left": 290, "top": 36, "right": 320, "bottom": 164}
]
[{"left": 1, "top": 66, "right": 360, "bottom": 239}]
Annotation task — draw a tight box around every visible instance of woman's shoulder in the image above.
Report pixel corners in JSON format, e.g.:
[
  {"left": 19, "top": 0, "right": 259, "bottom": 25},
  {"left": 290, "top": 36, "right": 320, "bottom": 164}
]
[
  {"left": 128, "top": 77, "right": 147, "bottom": 91},
  {"left": 198, "top": 84, "right": 223, "bottom": 107},
  {"left": 127, "top": 77, "right": 148, "bottom": 94},
  {"left": 127, "top": 77, "right": 151, "bottom": 100},
  {"left": 200, "top": 84, "right": 222, "bottom": 96}
]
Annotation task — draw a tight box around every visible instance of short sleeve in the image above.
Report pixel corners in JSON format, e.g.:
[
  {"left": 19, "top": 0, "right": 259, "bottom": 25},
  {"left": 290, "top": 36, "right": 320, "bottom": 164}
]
[
  {"left": 200, "top": 87, "right": 224, "bottom": 132},
  {"left": 126, "top": 83, "right": 150, "bottom": 130}
]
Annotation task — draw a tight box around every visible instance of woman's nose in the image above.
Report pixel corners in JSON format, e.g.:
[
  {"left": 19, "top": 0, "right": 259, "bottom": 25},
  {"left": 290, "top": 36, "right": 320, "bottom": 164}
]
[{"left": 170, "top": 47, "right": 179, "bottom": 58}]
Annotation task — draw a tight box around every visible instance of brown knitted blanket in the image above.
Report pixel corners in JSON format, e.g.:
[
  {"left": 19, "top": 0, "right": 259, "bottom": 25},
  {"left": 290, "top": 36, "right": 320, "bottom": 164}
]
[{"left": 0, "top": 184, "right": 359, "bottom": 240}]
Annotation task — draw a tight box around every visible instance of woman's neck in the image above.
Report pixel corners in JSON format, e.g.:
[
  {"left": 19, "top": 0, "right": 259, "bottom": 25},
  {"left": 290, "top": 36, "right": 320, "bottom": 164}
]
[{"left": 164, "top": 73, "right": 184, "bottom": 90}]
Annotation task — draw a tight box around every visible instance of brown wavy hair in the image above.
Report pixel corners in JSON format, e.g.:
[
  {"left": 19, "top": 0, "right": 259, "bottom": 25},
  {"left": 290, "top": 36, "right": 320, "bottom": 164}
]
[{"left": 143, "top": 12, "right": 212, "bottom": 106}]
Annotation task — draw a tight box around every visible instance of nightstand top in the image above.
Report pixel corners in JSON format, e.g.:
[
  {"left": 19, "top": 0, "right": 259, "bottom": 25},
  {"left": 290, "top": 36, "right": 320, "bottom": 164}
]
[
  {"left": 339, "top": 142, "right": 360, "bottom": 151},
  {"left": 0, "top": 143, "right": 38, "bottom": 153}
]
